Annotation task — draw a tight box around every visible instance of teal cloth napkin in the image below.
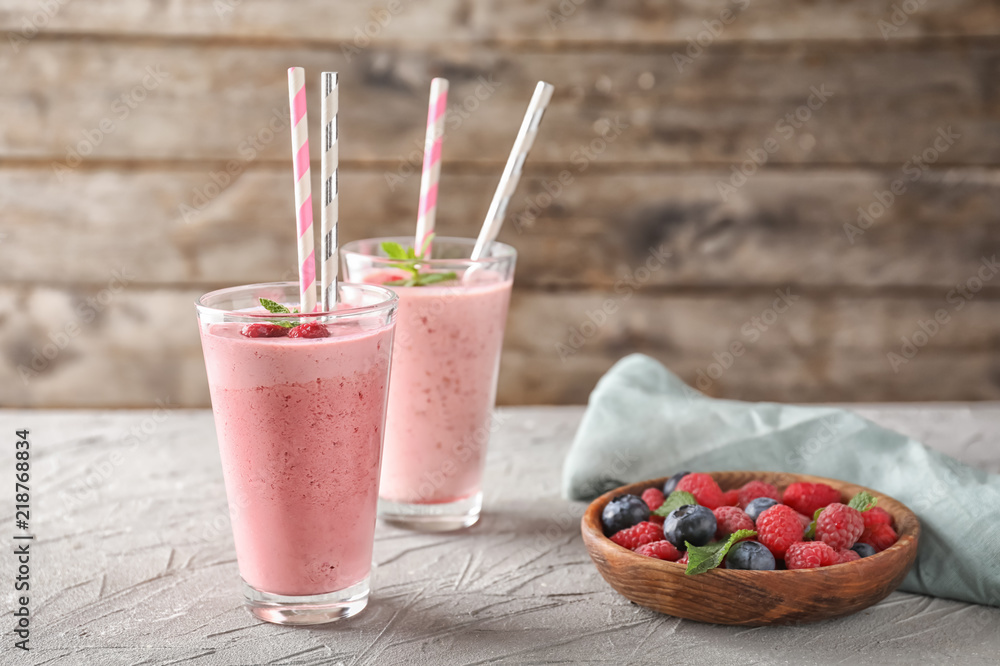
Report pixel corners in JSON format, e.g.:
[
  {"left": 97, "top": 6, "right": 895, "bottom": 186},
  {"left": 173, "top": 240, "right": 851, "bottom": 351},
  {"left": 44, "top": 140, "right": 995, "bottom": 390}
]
[{"left": 563, "top": 354, "right": 1000, "bottom": 607}]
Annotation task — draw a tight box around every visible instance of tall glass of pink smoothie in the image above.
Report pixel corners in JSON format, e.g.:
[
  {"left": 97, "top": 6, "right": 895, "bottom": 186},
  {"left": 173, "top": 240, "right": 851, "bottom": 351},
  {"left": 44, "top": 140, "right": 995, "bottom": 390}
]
[
  {"left": 341, "top": 237, "right": 516, "bottom": 531},
  {"left": 196, "top": 282, "right": 397, "bottom": 625}
]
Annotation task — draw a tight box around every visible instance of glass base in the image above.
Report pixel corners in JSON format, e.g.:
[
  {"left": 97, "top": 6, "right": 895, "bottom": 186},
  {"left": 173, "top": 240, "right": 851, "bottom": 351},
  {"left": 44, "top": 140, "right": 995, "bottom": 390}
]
[
  {"left": 242, "top": 576, "right": 369, "bottom": 625},
  {"left": 378, "top": 491, "right": 482, "bottom": 532}
]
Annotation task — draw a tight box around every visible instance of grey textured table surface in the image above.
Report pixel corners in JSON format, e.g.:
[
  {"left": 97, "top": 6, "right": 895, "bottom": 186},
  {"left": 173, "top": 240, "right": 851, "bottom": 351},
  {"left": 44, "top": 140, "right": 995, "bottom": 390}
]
[{"left": 2, "top": 405, "right": 1000, "bottom": 666}]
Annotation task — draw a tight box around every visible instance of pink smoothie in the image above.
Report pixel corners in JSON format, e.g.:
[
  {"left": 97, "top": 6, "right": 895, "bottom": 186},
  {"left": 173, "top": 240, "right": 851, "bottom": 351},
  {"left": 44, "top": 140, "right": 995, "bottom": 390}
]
[
  {"left": 364, "top": 270, "right": 512, "bottom": 504},
  {"left": 199, "top": 321, "right": 393, "bottom": 597}
]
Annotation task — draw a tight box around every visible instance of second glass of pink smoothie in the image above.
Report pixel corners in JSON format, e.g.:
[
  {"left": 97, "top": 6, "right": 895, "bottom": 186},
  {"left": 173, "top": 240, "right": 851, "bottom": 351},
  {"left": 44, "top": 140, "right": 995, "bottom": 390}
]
[{"left": 341, "top": 237, "right": 516, "bottom": 531}]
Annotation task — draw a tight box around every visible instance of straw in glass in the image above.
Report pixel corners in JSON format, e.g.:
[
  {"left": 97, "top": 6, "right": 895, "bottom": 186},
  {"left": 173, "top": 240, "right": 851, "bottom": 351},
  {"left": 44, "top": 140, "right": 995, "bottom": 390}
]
[
  {"left": 471, "top": 81, "right": 554, "bottom": 260},
  {"left": 321, "top": 71, "right": 339, "bottom": 311},
  {"left": 415, "top": 77, "right": 449, "bottom": 258},
  {"left": 287, "top": 67, "right": 316, "bottom": 313}
]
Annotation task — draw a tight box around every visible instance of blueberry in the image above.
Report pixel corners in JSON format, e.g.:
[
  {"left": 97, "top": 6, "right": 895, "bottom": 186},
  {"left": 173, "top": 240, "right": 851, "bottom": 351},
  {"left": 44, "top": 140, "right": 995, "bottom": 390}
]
[
  {"left": 662, "top": 504, "right": 717, "bottom": 550},
  {"left": 745, "top": 497, "right": 780, "bottom": 523},
  {"left": 851, "top": 542, "right": 877, "bottom": 558},
  {"left": 601, "top": 494, "right": 650, "bottom": 536},
  {"left": 725, "top": 540, "right": 776, "bottom": 570},
  {"left": 662, "top": 471, "right": 691, "bottom": 495}
]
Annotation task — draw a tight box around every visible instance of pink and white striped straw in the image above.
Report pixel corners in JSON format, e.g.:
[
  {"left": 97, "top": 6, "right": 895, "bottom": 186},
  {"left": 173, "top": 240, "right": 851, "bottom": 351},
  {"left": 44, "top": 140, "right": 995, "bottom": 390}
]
[
  {"left": 414, "top": 77, "right": 449, "bottom": 258},
  {"left": 287, "top": 67, "right": 316, "bottom": 314}
]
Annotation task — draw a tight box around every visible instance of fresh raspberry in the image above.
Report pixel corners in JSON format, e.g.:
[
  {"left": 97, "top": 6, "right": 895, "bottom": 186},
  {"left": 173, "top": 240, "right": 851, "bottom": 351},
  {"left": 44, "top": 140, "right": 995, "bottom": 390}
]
[
  {"left": 641, "top": 487, "right": 665, "bottom": 512},
  {"left": 641, "top": 488, "right": 665, "bottom": 524},
  {"left": 815, "top": 503, "right": 864, "bottom": 550},
  {"left": 785, "top": 541, "right": 839, "bottom": 569},
  {"left": 863, "top": 506, "right": 893, "bottom": 530},
  {"left": 756, "top": 504, "right": 803, "bottom": 559},
  {"left": 677, "top": 552, "right": 689, "bottom": 565},
  {"left": 782, "top": 482, "right": 841, "bottom": 516},
  {"left": 634, "top": 540, "right": 682, "bottom": 561},
  {"left": 859, "top": 523, "right": 897, "bottom": 552},
  {"left": 676, "top": 473, "right": 725, "bottom": 509},
  {"left": 610, "top": 521, "right": 663, "bottom": 550},
  {"left": 288, "top": 322, "right": 330, "bottom": 338},
  {"left": 240, "top": 322, "right": 288, "bottom": 338},
  {"left": 738, "top": 481, "right": 780, "bottom": 509},
  {"left": 713, "top": 506, "right": 755, "bottom": 540},
  {"left": 837, "top": 549, "right": 861, "bottom": 564},
  {"left": 721, "top": 489, "right": 740, "bottom": 506}
]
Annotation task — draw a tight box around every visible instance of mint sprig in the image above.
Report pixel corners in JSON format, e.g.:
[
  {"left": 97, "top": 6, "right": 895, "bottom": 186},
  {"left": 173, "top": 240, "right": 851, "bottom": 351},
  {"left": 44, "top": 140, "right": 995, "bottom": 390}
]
[
  {"left": 685, "top": 529, "right": 757, "bottom": 575},
  {"left": 804, "top": 507, "right": 823, "bottom": 540},
  {"left": 260, "top": 298, "right": 291, "bottom": 314},
  {"left": 848, "top": 490, "right": 878, "bottom": 512},
  {"left": 380, "top": 236, "right": 458, "bottom": 287},
  {"left": 653, "top": 490, "right": 697, "bottom": 518},
  {"left": 381, "top": 242, "right": 414, "bottom": 261},
  {"left": 258, "top": 298, "right": 297, "bottom": 328}
]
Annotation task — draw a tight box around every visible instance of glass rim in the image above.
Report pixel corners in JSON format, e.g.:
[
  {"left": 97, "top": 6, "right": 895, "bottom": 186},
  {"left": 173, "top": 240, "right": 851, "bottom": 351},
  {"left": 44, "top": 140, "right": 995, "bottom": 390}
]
[
  {"left": 195, "top": 281, "right": 398, "bottom": 321},
  {"left": 340, "top": 236, "right": 516, "bottom": 268}
]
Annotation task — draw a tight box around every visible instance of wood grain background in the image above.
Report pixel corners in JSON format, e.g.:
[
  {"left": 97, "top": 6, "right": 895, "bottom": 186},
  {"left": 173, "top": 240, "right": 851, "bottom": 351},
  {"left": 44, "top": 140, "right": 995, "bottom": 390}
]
[{"left": 1, "top": 1, "right": 998, "bottom": 407}]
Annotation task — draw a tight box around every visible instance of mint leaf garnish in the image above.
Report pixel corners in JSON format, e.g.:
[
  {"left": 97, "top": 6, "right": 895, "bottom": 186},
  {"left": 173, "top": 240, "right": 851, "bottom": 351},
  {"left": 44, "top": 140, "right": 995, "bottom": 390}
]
[
  {"left": 653, "top": 490, "right": 697, "bottom": 518},
  {"left": 381, "top": 242, "right": 408, "bottom": 260},
  {"left": 260, "top": 298, "right": 291, "bottom": 314},
  {"left": 378, "top": 238, "right": 458, "bottom": 287},
  {"left": 685, "top": 530, "right": 757, "bottom": 575},
  {"left": 414, "top": 271, "right": 457, "bottom": 286},
  {"left": 848, "top": 490, "right": 878, "bottom": 512},
  {"left": 804, "top": 507, "right": 823, "bottom": 540},
  {"left": 258, "top": 298, "right": 295, "bottom": 328}
]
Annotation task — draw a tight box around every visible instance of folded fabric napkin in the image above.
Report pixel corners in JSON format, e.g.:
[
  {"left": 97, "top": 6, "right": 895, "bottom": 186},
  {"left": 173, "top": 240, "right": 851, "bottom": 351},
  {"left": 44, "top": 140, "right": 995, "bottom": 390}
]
[{"left": 563, "top": 354, "right": 1000, "bottom": 607}]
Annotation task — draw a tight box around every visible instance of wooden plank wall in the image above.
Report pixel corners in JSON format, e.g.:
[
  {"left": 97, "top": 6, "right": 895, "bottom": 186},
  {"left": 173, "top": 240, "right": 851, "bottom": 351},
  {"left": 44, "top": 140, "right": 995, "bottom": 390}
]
[{"left": 1, "top": 1, "right": 999, "bottom": 407}]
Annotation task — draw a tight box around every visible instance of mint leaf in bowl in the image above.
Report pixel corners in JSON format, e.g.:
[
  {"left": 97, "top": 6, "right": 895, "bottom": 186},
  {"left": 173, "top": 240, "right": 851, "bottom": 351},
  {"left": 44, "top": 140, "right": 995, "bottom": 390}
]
[
  {"left": 848, "top": 491, "right": 878, "bottom": 512},
  {"left": 653, "top": 491, "right": 698, "bottom": 518},
  {"left": 685, "top": 529, "right": 757, "bottom": 575},
  {"left": 804, "top": 507, "right": 823, "bottom": 540}
]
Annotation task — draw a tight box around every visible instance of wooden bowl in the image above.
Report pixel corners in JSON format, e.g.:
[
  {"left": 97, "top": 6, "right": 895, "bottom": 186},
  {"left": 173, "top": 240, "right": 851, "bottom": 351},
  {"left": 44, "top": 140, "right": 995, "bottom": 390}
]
[{"left": 581, "top": 471, "right": 920, "bottom": 626}]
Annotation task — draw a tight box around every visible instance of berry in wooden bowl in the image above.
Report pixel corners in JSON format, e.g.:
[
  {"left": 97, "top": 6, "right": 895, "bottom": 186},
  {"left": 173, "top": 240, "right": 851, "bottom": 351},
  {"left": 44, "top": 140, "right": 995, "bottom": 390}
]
[{"left": 581, "top": 471, "right": 920, "bottom": 626}]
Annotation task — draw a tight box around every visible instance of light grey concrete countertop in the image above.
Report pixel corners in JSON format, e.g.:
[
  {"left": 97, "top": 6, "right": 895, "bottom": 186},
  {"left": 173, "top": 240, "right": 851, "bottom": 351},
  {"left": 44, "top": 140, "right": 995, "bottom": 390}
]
[{"left": 2, "top": 405, "right": 999, "bottom": 665}]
